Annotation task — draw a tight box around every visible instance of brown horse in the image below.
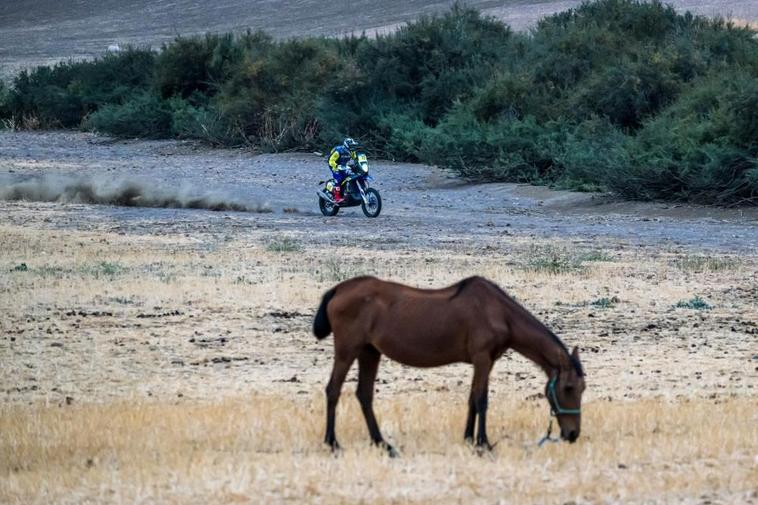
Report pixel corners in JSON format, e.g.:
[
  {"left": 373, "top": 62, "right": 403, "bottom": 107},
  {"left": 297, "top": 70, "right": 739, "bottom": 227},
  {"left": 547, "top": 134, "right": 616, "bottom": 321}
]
[{"left": 313, "top": 275, "right": 585, "bottom": 455}]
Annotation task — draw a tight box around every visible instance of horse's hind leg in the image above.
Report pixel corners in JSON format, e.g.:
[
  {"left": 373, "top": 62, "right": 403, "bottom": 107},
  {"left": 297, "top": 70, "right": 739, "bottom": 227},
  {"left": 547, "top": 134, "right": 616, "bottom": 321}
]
[
  {"left": 357, "top": 346, "right": 397, "bottom": 457},
  {"left": 324, "top": 353, "right": 355, "bottom": 451},
  {"left": 470, "top": 354, "right": 494, "bottom": 450}
]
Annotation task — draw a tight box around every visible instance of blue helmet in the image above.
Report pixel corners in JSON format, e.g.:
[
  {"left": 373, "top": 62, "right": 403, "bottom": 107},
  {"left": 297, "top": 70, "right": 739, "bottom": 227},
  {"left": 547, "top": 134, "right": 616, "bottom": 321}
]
[{"left": 343, "top": 137, "right": 358, "bottom": 151}]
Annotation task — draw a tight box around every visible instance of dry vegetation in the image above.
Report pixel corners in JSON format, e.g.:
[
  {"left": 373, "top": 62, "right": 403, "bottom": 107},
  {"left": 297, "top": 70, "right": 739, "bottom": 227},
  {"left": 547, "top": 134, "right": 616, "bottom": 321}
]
[
  {"left": 2, "top": 396, "right": 756, "bottom": 504},
  {"left": 1, "top": 221, "right": 757, "bottom": 504}
]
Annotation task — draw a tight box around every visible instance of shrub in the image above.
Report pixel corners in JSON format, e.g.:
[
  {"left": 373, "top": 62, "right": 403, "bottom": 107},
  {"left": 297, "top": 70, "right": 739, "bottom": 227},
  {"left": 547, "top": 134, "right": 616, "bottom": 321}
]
[
  {"left": 590, "top": 296, "right": 620, "bottom": 308},
  {"left": 570, "top": 57, "right": 681, "bottom": 129},
  {"left": 469, "top": 72, "right": 535, "bottom": 123},
  {"left": 168, "top": 97, "right": 240, "bottom": 145},
  {"left": 266, "top": 237, "right": 303, "bottom": 253},
  {"left": 8, "top": 68, "right": 85, "bottom": 127},
  {"left": 674, "top": 255, "right": 737, "bottom": 272},
  {"left": 316, "top": 5, "right": 512, "bottom": 151},
  {"left": 6, "top": 48, "right": 155, "bottom": 127},
  {"left": 603, "top": 71, "right": 758, "bottom": 204},
  {"left": 0, "top": 80, "right": 10, "bottom": 120},
  {"left": 154, "top": 34, "right": 246, "bottom": 100},
  {"left": 674, "top": 296, "right": 713, "bottom": 310},
  {"left": 524, "top": 245, "right": 583, "bottom": 274},
  {"left": 84, "top": 92, "right": 172, "bottom": 138},
  {"left": 554, "top": 119, "right": 631, "bottom": 191},
  {"left": 419, "top": 110, "right": 567, "bottom": 183},
  {"left": 216, "top": 37, "right": 340, "bottom": 149},
  {"left": 4, "top": 0, "right": 758, "bottom": 205}
]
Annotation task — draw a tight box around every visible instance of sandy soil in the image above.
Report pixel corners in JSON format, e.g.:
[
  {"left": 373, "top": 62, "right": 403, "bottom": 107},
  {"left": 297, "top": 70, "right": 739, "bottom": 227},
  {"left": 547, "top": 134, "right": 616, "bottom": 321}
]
[
  {"left": 1, "top": 0, "right": 757, "bottom": 78},
  {"left": 0, "top": 131, "right": 757, "bottom": 503}
]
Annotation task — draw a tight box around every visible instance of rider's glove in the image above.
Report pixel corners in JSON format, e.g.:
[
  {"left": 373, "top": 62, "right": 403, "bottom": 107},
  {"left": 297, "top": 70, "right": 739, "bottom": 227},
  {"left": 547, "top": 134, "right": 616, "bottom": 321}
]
[{"left": 339, "top": 164, "right": 350, "bottom": 173}]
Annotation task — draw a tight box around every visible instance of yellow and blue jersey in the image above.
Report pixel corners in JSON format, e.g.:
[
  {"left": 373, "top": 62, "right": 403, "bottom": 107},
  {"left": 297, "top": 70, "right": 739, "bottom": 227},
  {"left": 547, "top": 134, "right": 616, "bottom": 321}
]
[{"left": 328, "top": 145, "right": 356, "bottom": 173}]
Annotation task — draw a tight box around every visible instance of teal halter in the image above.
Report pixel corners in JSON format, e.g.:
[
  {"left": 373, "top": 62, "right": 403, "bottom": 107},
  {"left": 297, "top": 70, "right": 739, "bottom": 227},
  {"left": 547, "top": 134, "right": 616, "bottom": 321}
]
[
  {"left": 538, "top": 374, "right": 581, "bottom": 446},
  {"left": 547, "top": 375, "right": 581, "bottom": 416}
]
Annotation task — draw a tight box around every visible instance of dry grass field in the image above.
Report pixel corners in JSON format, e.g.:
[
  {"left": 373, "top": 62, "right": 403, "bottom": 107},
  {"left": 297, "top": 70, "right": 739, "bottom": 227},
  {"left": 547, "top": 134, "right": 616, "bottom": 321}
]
[{"left": 1, "top": 217, "right": 757, "bottom": 504}]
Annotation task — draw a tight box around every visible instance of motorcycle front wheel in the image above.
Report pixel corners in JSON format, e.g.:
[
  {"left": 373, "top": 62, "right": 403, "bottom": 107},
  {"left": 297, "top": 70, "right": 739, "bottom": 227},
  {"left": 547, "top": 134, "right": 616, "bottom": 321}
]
[
  {"left": 361, "top": 188, "right": 382, "bottom": 218},
  {"left": 319, "top": 196, "right": 339, "bottom": 217}
]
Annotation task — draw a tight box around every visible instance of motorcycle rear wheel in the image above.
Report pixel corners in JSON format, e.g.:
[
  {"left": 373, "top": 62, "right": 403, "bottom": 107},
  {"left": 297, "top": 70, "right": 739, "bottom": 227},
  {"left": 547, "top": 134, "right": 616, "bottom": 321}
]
[
  {"left": 319, "top": 196, "right": 339, "bottom": 216},
  {"left": 361, "top": 188, "right": 382, "bottom": 218}
]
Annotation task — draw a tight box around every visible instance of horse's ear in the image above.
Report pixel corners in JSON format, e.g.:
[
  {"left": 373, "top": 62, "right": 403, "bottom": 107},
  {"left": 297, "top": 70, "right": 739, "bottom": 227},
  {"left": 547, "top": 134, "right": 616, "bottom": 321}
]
[{"left": 571, "top": 346, "right": 580, "bottom": 362}]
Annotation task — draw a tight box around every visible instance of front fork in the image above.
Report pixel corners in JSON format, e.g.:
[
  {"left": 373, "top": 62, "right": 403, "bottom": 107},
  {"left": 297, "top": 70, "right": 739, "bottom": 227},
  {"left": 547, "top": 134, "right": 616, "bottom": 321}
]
[{"left": 357, "top": 180, "right": 369, "bottom": 205}]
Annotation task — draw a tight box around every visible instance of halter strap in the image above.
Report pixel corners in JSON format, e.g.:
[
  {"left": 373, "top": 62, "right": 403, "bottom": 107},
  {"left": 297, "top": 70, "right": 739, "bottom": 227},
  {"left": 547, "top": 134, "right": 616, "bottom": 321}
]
[{"left": 547, "top": 375, "right": 581, "bottom": 416}]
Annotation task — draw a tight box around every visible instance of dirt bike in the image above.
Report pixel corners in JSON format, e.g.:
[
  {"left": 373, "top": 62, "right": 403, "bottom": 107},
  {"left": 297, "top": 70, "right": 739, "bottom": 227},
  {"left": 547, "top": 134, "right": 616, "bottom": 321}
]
[{"left": 317, "top": 151, "right": 382, "bottom": 218}]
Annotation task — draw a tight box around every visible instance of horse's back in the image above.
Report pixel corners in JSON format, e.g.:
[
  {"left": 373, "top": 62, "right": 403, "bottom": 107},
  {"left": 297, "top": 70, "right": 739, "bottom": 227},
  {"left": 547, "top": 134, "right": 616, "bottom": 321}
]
[{"left": 328, "top": 276, "right": 507, "bottom": 366}]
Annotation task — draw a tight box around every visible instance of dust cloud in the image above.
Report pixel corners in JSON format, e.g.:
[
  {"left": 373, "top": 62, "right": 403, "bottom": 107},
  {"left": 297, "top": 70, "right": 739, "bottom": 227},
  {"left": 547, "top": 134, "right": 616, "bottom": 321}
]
[{"left": 0, "top": 174, "right": 270, "bottom": 213}]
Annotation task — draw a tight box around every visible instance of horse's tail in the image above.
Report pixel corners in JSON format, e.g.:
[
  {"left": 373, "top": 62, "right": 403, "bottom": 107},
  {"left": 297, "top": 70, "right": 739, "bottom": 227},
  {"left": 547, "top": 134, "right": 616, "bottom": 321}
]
[{"left": 313, "top": 287, "right": 336, "bottom": 340}]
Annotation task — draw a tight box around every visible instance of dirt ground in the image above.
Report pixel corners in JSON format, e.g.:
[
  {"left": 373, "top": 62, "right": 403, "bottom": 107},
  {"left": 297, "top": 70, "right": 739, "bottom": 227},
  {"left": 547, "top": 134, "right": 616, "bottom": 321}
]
[
  {"left": 1, "top": 0, "right": 757, "bottom": 78},
  {"left": 0, "top": 131, "right": 757, "bottom": 504}
]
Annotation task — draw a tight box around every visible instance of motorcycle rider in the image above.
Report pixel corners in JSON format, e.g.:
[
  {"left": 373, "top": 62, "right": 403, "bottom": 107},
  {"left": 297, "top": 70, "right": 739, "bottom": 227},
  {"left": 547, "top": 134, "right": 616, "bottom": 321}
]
[{"left": 328, "top": 137, "right": 359, "bottom": 203}]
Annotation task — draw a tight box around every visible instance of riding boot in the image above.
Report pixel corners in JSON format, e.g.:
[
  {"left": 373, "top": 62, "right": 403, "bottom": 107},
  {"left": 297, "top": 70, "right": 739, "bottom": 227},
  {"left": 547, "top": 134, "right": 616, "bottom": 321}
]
[{"left": 333, "top": 185, "right": 344, "bottom": 203}]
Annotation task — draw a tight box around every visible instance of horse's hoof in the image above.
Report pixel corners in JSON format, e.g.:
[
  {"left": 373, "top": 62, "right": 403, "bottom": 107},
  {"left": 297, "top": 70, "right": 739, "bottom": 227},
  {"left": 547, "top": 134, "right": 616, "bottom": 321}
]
[
  {"left": 375, "top": 441, "right": 398, "bottom": 458},
  {"left": 464, "top": 436, "right": 474, "bottom": 445},
  {"left": 325, "top": 440, "right": 341, "bottom": 453},
  {"left": 475, "top": 442, "right": 494, "bottom": 453}
]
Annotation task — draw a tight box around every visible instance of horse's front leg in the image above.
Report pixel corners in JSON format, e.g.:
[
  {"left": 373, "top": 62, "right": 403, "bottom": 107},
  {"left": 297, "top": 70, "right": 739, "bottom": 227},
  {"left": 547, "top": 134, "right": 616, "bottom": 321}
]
[
  {"left": 464, "top": 387, "right": 476, "bottom": 443},
  {"left": 356, "top": 345, "right": 397, "bottom": 457}
]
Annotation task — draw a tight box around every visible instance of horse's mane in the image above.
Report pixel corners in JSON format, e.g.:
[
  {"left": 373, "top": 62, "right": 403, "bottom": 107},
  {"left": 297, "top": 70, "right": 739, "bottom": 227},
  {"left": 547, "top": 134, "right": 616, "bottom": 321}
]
[
  {"left": 452, "top": 276, "right": 584, "bottom": 377},
  {"left": 449, "top": 276, "right": 477, "bottom": 299}
]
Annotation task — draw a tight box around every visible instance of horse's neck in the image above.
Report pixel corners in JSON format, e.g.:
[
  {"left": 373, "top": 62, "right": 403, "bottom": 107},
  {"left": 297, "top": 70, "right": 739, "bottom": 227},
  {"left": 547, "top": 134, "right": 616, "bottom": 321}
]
[{"left": 510, "top": 325, "right": 566, "bottom": 376}]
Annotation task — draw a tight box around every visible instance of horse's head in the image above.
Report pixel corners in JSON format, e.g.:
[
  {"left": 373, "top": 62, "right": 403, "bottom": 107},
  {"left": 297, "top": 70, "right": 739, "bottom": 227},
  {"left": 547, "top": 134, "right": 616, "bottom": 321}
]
[{"left": 546, "top": 346, "right": 585, "bottom": 443}]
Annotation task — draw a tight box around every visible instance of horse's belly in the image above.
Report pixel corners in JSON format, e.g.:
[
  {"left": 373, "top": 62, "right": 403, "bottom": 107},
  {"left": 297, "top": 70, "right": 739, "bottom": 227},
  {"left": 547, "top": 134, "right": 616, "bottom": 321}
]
[{"left": 372, "top": 332, "right": 469, "bottom": 368}]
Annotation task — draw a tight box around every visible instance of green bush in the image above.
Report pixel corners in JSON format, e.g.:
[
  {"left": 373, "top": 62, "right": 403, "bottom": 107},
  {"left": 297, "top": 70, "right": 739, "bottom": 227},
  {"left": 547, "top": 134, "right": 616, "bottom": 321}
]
[
  {"left": 316, "top": 5, "right": 512, "bottom": 151},
  {"left": 0, "top": 81, "right": 10, "bottom": 121},
  {"left": 168, "top": 97, "right": 238, "bottom": 145},
  {"left": 570, "top": 57, "right": 681, "bottom": 129},
  {"left": 84, "top": 92, "right": 172, "bottom": 138},
  {"left": 555, "top": 119, "right": 631, "bottom": 191},
  {"left": 468, "top": 71, "right": 537, "bottom": 123},
  {"left": 3, "top": 0, "right": 757, "bottom": 205},
  {"left": 419, "top": 111, "right": 563, "bottom": 182},
  {"left": 674, "top": 296, "right": 713, "bottom": 310},
  {"left": 155, "top": 33, "right": 246, "bottom": 100},
  {"left": 216, "top": 36, "right": 341, "bottom": 149},
  {"left": 7, "top": 48, "right": 155, "bottom": 127},
  {"left": 601, "top": 71, "right": 758, "bottom": 204}
]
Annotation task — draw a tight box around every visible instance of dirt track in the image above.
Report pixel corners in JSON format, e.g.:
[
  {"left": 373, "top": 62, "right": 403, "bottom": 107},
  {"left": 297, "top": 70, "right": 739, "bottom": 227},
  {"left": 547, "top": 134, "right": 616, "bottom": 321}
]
[
  {"left": 1, "top": 131, "right": 756, "bottom": 251},
  {"left": 1, "top": 0, "right": 757, "bottom": 78}
]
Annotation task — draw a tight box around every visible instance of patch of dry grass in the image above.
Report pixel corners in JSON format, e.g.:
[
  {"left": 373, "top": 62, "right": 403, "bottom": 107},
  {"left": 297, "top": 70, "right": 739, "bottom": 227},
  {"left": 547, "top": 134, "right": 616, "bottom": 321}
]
[{"left": 1, "top": 395, "right": 756, "bottom": 504}]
